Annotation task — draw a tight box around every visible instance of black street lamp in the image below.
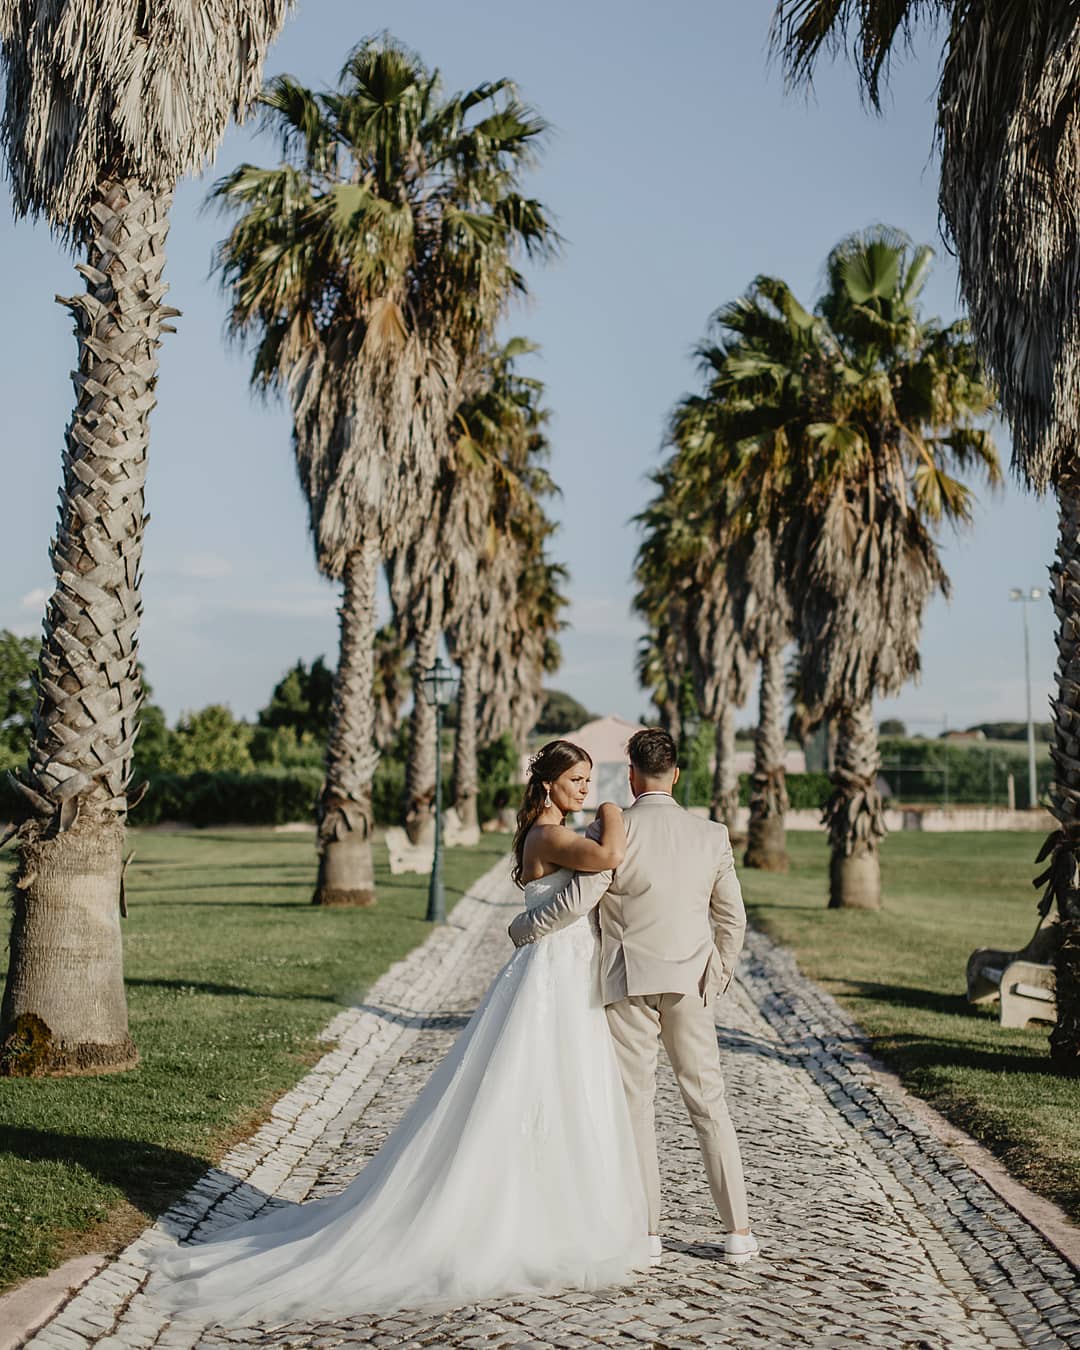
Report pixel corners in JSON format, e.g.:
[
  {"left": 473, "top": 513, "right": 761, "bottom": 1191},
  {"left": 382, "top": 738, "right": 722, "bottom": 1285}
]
[
  {"left": 682, "top": 712, "right": 700, "bottom": 809},
  {"left": 421, "top": 657, "right": 458, "bottom": 923}
]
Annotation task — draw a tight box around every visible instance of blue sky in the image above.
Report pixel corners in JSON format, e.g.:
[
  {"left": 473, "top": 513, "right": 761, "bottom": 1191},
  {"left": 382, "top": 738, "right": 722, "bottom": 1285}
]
[{"left": 0, "top": 0, "right": 1057, "bottom": 732}]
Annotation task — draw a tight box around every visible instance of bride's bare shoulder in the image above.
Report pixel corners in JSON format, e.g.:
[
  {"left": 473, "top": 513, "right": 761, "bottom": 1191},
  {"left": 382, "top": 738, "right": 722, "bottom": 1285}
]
[{"left": 521, "top": 822, "right": 570, "bottom": 880}]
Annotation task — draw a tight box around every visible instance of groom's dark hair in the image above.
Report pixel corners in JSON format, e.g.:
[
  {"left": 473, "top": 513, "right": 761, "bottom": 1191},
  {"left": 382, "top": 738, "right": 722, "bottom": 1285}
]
[{"left": 628, "top": 728, "right": 678, "bottom": 777}]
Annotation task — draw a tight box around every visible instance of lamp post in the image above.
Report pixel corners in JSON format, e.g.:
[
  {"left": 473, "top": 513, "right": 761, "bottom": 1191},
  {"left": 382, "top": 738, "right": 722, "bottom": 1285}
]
[
  {"left": 421, "top": 656, "right": 458, "bottom": 923},
  {"left": 1009, "top": 587, "right": 1043, "bottom": 809},
  {"left": 682, "top": 712, "right": 700, "bottom": 809}
]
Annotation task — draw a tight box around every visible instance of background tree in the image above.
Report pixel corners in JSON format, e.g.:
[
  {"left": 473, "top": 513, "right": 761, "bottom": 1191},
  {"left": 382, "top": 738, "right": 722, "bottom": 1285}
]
[
  {"left": 713, "top": 229, "right": 997, "bottom": 907},
  {"left": 159, "top": 706, "right": 254, "bottom": 776},
  {"left": 536, "top": 690, "right": 596, "bottom": 736},
  {"left": 373, "top": 627, "right": 409, "bottom": 754},
  {"left": 441, "top": 339, "right": 557, "bottom": 827},
  {"left": 212, "top": 38, "right": 554, "bottom": 900},
  {"left": 0, "top": 632, "right": 36, "bottom": 773},
  {"left": 0, "top": 0, "right": 291, "bottom": 1075},
  {"left": 674, "top": 345, "right": 796, "bottom": 867},
  {"left": 258, "top": 657, "right": 334, "bottom": 738},
  {"left": 771, "top": 0, "right": 1080, "bottom": 1057},
  {"left": 250, "top": 656, "right": 333, "bottom": 768}
]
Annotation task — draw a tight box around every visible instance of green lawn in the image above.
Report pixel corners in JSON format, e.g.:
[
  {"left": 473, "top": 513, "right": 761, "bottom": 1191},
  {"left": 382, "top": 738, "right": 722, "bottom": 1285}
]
[
  {"left": 0, "top": 828, "right": 509, "bottom": 1291},
  {"left": 740, "top": 830, "right": 1080, "bottom": 1221}
]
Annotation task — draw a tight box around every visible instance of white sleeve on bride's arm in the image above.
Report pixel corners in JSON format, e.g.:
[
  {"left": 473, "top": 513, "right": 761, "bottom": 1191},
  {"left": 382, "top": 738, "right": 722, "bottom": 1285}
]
[{"left": 508, "top": 867, "right": 613, "bottom": 946}]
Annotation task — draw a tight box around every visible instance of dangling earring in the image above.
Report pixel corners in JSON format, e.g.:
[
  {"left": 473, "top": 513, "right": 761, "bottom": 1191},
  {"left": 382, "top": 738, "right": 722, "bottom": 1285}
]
[{"left": 544, "top": 790, "right": 552, "bottom": 809}]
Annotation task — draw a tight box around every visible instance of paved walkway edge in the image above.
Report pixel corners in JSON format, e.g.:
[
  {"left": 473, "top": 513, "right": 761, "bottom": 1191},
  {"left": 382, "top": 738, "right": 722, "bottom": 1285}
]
[
  {"left": 742, "top": 927, "right": 1080, "bottom": 1347},
  {"left": 13, "top": 858, "right": 511, "bottom": 1350},
  {"left": 862, "top": 1050, "right": 1080, "bottom": 1275},
  {"left": 0, "top": 1256, "right": 107, "bottom": 1350}
]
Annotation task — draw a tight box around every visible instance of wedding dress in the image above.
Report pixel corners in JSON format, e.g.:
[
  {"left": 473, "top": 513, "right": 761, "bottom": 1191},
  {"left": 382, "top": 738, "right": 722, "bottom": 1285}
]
[{"left": 146, "top": 868, "right": 649, "bottom": 1323}]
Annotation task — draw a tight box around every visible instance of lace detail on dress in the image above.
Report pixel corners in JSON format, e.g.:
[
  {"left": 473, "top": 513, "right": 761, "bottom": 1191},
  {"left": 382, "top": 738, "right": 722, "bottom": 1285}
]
[{"left": 522, "top": 869, "right": 599, "bottom": 964}]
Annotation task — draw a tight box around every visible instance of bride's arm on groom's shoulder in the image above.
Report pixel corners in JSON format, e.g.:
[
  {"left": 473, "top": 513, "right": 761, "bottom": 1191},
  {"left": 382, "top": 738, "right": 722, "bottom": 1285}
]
[
  {"left": 508, "top": 865, "right": 614, "bottom": 947},
  {"left": 529, "top": 805, "right": 627, "bottom": 875},
  {"left": 507, "top": 806, "right": 624, "bottom": 948}
]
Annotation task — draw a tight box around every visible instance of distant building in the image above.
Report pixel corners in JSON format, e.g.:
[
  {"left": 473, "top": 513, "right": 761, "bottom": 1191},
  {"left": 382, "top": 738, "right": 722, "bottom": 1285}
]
[{"left": 941, "top": 729, "right": 987, "bottom": 743}]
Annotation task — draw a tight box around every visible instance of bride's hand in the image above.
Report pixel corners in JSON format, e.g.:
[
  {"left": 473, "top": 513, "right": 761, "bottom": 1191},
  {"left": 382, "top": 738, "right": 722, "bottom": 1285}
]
[{"left": 594, "top": 802, "right": 627, "bottom": 867}]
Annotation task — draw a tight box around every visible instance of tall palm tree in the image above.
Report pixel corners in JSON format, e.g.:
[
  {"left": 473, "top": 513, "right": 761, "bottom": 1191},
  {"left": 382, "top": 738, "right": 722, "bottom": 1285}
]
[
  {"left": 0, "top": 2, "right": 291, "bottom": 1076},
  {"left": 634, "top": 451, "right": 751, "bottom": 831},
  {"left": 737, "top": 533, "right": 793, "bottom": 869},
  {"left": 211, "top": 38, "right": 555, "bottom": 901},
  {"left": 444, "top": 340, "right": 550, "bottom": 828},
  {"left": 373, "top": 625, "right": 408, "bottom": 753},
  {"left": 771, "top": 0, "right": 1080, "bottom": 1073},
  {"left": 387, "top": 339, "right": 548, "bottom": 838},
  {"left": 681, "top": 346, "right": 798, "bottom": 869},
  {"left": 715, "top": 229, "right": 998, "bottom": 908},
  {"left": 476, "top": 520, "right": 567, "bottom": 755}
]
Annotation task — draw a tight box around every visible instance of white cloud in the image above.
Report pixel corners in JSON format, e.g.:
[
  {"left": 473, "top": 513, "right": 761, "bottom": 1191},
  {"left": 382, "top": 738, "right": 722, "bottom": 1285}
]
[{"left": 20, "top": 587, "right": 48, "bottom": 610}]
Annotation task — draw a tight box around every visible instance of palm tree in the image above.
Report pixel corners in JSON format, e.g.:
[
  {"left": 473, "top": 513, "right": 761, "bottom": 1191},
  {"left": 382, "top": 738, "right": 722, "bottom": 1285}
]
[
  {"left": 714, "top": 229, "right": 998, "bottom": 907},
  {"left": 0, "top": 2, "right": 291, "bottom": 1076},
  {"left": 634, "top": 450, "right": 751, "bottom": 832},
  {"left": 211, "top": 38, "right": 555, "bottom": 900},
  {"left": 771, "top": 0, "right": 1080, "bottom": 1072},
  {"left": 738, "top": 534, "right": 793, "bottom": 869},
  {"left": 680, "top": 350, "right": 798, "bottom": 869},
  {"left": 373, "top": 626, "right": 408, "bottom": 753},
  {"left": 387, "top": 339, "right": 548, "bottom": 838},
  {"left": 477, "top": 515, "right": 568, "bottom": 755},
  {"left": 445, "top": 340, "right": 549, "bottom": 829}
]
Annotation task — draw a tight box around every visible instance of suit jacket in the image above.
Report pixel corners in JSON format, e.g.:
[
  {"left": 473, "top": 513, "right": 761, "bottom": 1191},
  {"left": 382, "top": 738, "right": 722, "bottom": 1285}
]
[{"left": 508, "top": 792, "right": 747, "bottom": 1006}]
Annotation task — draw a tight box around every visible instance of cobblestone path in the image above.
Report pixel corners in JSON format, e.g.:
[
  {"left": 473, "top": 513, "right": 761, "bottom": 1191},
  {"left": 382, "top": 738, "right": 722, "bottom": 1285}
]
[{"left": 26, "top": 860, "right": 1080, "bottom": 1350}]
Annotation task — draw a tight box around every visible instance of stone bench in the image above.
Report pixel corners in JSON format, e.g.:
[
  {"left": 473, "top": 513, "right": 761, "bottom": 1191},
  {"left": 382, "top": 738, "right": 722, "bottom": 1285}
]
[{"left": 966, "top": 911, "right": 1058, "bottom": 1029}]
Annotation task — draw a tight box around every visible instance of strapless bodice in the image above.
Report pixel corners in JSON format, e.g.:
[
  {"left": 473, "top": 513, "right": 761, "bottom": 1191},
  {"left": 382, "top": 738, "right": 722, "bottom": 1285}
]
[{"left": 521, "top": 867, "right": 599, "bottom": 962}]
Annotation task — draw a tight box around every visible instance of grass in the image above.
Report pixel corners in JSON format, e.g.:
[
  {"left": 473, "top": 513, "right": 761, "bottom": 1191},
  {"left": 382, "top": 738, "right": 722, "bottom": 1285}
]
[
  {"left": 0, "top": 827, "right": 510, "bottom": 1292},
  {"left": 739, "top": 830, "right": 1080, "bottom": 1221}
]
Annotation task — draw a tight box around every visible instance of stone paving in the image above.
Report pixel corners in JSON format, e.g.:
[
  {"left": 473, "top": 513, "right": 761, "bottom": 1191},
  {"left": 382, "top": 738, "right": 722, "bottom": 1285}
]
[{"left": 23, "top": 858, "right": 1080, "bottom": 1350}]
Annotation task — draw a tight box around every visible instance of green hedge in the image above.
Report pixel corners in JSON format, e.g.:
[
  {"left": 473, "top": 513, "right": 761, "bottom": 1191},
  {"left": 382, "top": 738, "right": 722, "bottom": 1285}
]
[{"left": 0, "top": 756, "right": 508, "bottom": 830}]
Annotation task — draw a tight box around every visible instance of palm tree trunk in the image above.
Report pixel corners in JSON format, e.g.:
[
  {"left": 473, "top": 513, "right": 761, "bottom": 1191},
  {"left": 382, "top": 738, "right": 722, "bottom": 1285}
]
[
  {"left": 452, "top": 649, "right": 480, "bottom": 830},
  {"left": 744, "top": 644, "right": 790, "bottom": 871},
  {"left": 1047, "top": 474, "right": 1080, "bottom": 1070},
  {"left": 661, "top": 699, "right": 682, "bottom": 741},
  {"left": 709, "top": 704, "right": 739, "bottom": 830},
  {"left": 405, "top": 621, "right": 441, "bottom": 846},
  {"left": 313, "top": 540, "right": 380, "bottom": 907},
  {"left": 825, "top": 701, "right": 886, "bottom": 910},
  {"left": 1, "top": 177, "right": 174, "bottom": 1075}
]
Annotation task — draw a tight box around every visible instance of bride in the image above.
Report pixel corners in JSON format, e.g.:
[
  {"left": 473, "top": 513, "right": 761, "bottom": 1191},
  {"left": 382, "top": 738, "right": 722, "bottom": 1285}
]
[{"left": 147, "top": 739, "right": 649, "bottom": 1323}]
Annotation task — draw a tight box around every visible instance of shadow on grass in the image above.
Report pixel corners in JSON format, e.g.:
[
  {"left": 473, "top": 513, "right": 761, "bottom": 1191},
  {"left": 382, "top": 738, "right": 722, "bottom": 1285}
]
[
  {"left": 126, "top": 977, "right": 320, "bottom": 1002},
  {"left": 877, "top": 1032, "right": 1057, "bottom": 1078},
  {"left": 0, "top": 1125, "right": 213, "bottom": 1216},
  {"left": 137, "top": 881, "right": 313, "bottom": 895},
  {"left": 139, "top": 899, "right": 319, "bottom": 911},
  {"left": 832, "top": 980, "right": 972, "bottom": 1019}
]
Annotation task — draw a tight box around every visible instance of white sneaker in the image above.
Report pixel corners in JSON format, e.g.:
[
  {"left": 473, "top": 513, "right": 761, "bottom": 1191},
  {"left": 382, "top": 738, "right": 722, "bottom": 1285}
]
[
  {"left": 722, "top": 1231, "right": 759, "bottom": 1264},
  {"left": 648, "top": 1234, "right": 663, "bottom": 1264}
]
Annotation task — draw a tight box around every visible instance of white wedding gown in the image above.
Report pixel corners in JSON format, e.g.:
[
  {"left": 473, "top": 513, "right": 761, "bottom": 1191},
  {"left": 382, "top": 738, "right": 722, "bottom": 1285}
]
[{"left": 146, "top": 868, "right": 649, "bottom": 1323}]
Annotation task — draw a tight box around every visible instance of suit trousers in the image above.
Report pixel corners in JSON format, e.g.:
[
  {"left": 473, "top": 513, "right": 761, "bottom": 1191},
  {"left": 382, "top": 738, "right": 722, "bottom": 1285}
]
[{"left": 605, "top": 991, "right": 749, "bottom": 1233}]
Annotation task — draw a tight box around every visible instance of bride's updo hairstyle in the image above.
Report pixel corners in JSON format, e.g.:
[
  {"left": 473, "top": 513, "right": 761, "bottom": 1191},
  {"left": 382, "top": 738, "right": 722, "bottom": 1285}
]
[{"left": 511, "top": 739, "right": 593, "bottom": 889}]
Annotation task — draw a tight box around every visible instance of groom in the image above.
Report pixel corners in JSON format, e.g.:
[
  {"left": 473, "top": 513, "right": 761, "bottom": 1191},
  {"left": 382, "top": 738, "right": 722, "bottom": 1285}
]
[{"left": 508, "top": 727, "right": 756, "bottom": 1263}]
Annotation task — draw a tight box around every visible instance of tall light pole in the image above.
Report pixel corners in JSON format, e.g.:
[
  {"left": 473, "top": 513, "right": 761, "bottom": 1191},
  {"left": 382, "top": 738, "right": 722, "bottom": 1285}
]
[
  {"left": 1009, "top": 587, "right": 1043, "bottom": 809},
  {"left": 421, "top": 657, "right": 458, "bottom": 923}
]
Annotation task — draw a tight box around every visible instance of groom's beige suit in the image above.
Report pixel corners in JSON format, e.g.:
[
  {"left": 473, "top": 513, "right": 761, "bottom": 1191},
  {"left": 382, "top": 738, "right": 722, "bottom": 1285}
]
[{"left": 509, "top": 792, "right": 749, "bottom": 1233}]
